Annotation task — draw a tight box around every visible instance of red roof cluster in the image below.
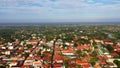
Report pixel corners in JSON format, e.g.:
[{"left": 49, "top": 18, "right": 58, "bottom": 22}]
[
  {"left": 76, "top": 60, "right": 91, "bottom": 68},
  {"left": 110, "top": 52, "right": 118, "bottom": 57},
  {"left": 29, "top": 40, "right": 39, "bottom": 42},
  {"left": 77, "top": 45, "right": 91, "bottom": 50}
]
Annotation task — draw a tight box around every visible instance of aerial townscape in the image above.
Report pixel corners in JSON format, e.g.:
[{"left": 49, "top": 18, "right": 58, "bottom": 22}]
[
  {"left": 0, "top": 0, "right": 120, "bottom": 68},
  {"left": 0, "top": 24, "right": 120, "bottom": 68}
]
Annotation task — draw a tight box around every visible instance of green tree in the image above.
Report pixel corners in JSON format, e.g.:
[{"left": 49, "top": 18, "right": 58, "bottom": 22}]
[
  {"left": 26, "top": 44, "right": 32, "bottom": 48},
  {"left": 0, "top": 52, "right": 2, "bottom": 56},
  {"left": 92, "top": 41, "right": 98, "bottom": 48},
  {"left": 24, "top": 52, "right": 30, "bottom": 57},
  {"left": 106, "top": 45, "right": 114, "bottom": 52},
  {"left": 90, "top": 58, "right": 98, "bottom": 66},
  {"left": 64, "top": 60, "right": 69, "bottom": 68},
  {"left": 76, "top": 50, "right": 82, "bottom": 58},
  {"left": 76, "top": 65, "right": 81, "bottom": 68},
  {"left": 74, "top": 43, "right": 78, "bottom": 47},
  {"left": 0, "top": 66, "right": 5, "bottom": 68},
  {"left": 113, "top": 60, "right": 120, "bottom": 67},
  {"left": 37, "top": 51, "right": 41, "bottom": 55}
]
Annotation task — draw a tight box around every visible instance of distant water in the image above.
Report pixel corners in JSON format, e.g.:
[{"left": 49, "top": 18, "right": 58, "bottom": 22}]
[{"left": 0, "top": 22, "right": 120, "bottom": 26}]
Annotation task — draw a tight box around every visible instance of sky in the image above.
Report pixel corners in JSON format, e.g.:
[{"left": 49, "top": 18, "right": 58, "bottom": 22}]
[{"left": 0, "top": 0, "right": 120, "bottom": 23}]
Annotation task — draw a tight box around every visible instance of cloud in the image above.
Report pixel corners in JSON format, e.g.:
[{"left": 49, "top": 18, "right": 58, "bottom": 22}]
[
  {"left": 87, "top": 0, "right": 94, "bottom": 3},
  {"left": 0, "top": 0, "right": 120, "bottom": 22},
  {"left": 104, "top": 0, "right": 120, "bottom": 2},
  {"left": 0, "top": 0, "right": 119, "bottom": 9}
]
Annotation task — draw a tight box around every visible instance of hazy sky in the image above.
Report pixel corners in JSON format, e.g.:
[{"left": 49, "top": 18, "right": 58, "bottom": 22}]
[{"left": 0, "top": 0, "right": 120, "bottom": 23}]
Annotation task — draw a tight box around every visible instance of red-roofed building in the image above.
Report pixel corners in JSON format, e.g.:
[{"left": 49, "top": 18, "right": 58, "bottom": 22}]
[
  {"left": 68, "top": 59, "right": 76, "bottom": 67},
  {"left": 98, "top": 56, "right": 103, "bottom": 61},
  {"left": 54, "top": 63, "right": 63, "bottom": 68},
  {"left": 100, "top": 61, "right": 106, "bottom": 65},
  {"left": 103, "top": 56, "right": 108, "bottom": 60},
  {"left": 76, "top": 60, "right": 91, "bottom": 68},
  {"left": 30, "top": 39, "right": 39, "bottom": 42},
  {"left": 43, "top": 64, "right": 51, "bottom": 68},
  {"left": 62, "top": 50, "right": 74, "bottom": 56},
  {"left": 26, "top": 39, "right": 39, "bottom": 45},
  {"left": 110, "top": 52, "right": 119, "bottom": 57},
  {"left": 27, "top": 57, "right": 34, "bottom": 60},
  {"left": 23, "top": 62, "right": 33, "bottom": 66},
  {"left": 21, "top": 65, "right": 31, "bottom": 68},
  {"left": 54, "top": 55, "right": 63, "bottom": 63},
  {"left": 33, "top": 61, "right": 43, "bottom": 68},
  {"left": 112, "top": 45, "right": 120, "bottom": 52},
  {"left": 77, "top": 45, "right": 91, "bottom": 50},
  {"left": 103, "top": 39, "right": 113, "bottom": 45},
  {"left": 29, "top": 48, "right": 34, "bottom": 51},
  {"left": 16, "top": 50, "right": 22, "bottom": 53}
]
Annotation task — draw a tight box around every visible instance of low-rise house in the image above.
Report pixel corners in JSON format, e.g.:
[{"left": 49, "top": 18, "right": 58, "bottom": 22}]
[
  {"left": 54, "top": 55, "right": 63, "bottom": 63},
  {"left": 65, "top": 42, "right": 70, "bottom": 46},
  {"left": 76, "top": 60, "right": 91, "bottom": 68},
  {"left": 46, "top": 41, "right": 54, "bottom": 47},
  {"left": 54, "top": 63, "right": 63, "bottom": 68},
  {"left": 81, "top": 36, "right": 88, "bottom": 40},
  {"left": 24, "top": 50, "right": 31, "bottom": 53},
  {"left": 26, "top": 39, "right": 39, "bottom": 45},
  {"left": 8, "top": 42, "right": 12, "bottom": 46},
  {"left": 94, "top": 63, "right": 101, "bottom": 68},
  {"left": 112, "top": 45, "right": 120, "bottom": 52},
  {"left": 24, "top": 61, "right": 33, "bottom": 66},
  {"left": 8, "top": 46, "right": 14, "bottom": 50},
  {"left": 68, "top": 59, "right": 76, "bottom": 67},
  {"left": 106, "top": 59, "right": 118, "bottom": 68},
  {"left": 1, "top": 46, "right": 6, "bottom": 49},
  {"left": 94, "top": 39, "right": 103, "bottom": 44},
  {"left": 100, "top": 61, "right": 106, "bottom": 65},
  {"left": 107, "top": 62, "right": 117, "bottom": 68},
  {"left": 103, "top": 39, "right": 113, "bottom": 45},
  {"left": 24, "top": 56, "right": 35, "bottom": 66},
  {"left": 103, "top": 55, "right": 109, "bottom": 60},
  {"left": 77, "top": 44, "right": 91, "bottom": 50},
  {"left": 62, "top": 48, "right": 75, "bottom": 58},
  {"left": 110, "top": 52, "right": 119, "bottom": 57},
  {"left": 33, "top": 61, "right": 43, "bottom": 68},
  {"left": 18, "top": 57, "right": 25, "bottom": 61},
  {"left": 5, "top": 50, "right": 11, "bottom": 55},
  {"left": 9, "top": 61, "right": 18, "bottom": 67}
]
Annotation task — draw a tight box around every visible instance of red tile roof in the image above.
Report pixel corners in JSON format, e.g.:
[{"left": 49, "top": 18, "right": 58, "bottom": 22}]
[
  {"left": 21, "top": 65, "right": 31, "bottom": 68},
  {"left": 43, "top": 64, "right": 51, "bottom": 68},
  {"left": 23, "top": 62, "right": 32, "bottom": 66},
  {"left": 103, "top": 39, "right": 111, "bottom": 42},
  {"left": 101, "top": 62, "right": 106, "bottom": 65},
  {"left": 76, "top": 60, "right": 91, "bottom": 67},
  {"left": 98, "top": 56, "right": 103, "bottom": 60},
  {"left": 27, "top": 57, "right": 34, "bottom": 60},
  {"left": 33, "top": 61, "right": 42, "bottom": 66},
  {"left": 77, "top": 45, "right": 91, "bottom": 50},
  {"left": 16, "top": 50, "right": 22, "bottom": 53},
  {"left": 54, "top": 63, "right": 63, "bottom": 68},
  {"left": 29, "top": 40, "right": 39, "bottom": 42},
  {"left": 54, "top": 55, "right": 63, "bottom": 60},
  {"left": 103, "top": 56, "right": 108, "bottom": 60},
  {"left": 29, "top": 48, "right": 34, "bottom": 51},
  {"left": 110, "top": 52, "right": 118, "bottom": 57}
]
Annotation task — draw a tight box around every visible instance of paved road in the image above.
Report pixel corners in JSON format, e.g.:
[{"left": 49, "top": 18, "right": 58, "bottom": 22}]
[{"left": 51, "top": 37, "right": 57, "bottom": 68}]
